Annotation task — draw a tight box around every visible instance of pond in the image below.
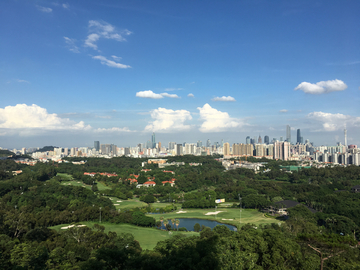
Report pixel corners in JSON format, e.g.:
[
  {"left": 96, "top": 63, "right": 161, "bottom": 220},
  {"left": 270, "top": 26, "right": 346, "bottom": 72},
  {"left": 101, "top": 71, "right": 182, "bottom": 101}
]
[{"left": 159, "top": 218, "right": 237, "bottom": 232}]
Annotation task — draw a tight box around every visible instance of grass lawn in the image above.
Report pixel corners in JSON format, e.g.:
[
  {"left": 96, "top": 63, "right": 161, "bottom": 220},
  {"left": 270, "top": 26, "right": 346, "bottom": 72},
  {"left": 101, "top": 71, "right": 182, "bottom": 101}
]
[
  {"left": 151, "top": 202, "right": 182, "bottom": 209},
  {"left": 57, "top": 173, "right": 73, "bottom": 180},
  {"left": 112, "top": 198, "right": 148, "bottom": 209},
  {"left": 50, "top": 222, "right": 199, "bottom": 250},
  {"left": 147, "top": 208, "right": 279, "bottom": 228},
  {"left": 60, "top": 180, "right": 111, "bottom": 191}
]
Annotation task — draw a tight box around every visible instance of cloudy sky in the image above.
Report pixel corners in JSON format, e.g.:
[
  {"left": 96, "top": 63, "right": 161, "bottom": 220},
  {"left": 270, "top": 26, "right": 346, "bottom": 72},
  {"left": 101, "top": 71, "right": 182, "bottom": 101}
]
[{"left": 1, "top": 0, "right": 359, "bottom": 149}]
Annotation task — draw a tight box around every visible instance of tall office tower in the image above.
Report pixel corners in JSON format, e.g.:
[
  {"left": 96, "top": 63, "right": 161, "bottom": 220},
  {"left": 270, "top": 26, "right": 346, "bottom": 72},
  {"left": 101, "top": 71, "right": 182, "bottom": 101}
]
[
  {"left": 223, "top": 142, "right": 230, "bottom": 156},
  {"left": 297, "top": 129, "right": 302, "bottom": 144},
  {"left": 158, "top": 142, "right": 161, "bottom": 149},
  {"left": 250, "top": 138, "right": 255, "bottom": 144},
  {"left": 258, "top": 135, "right": 262, "bottom": 144},
  {"left": 146, "top": 140, "right": 152, "bottom": 149},
  {"left": 280, "top": 136, "right": 283, "bottom": 142},
  {"left": 176, "top": 144, "right": 183, "bottom": 156},
  {"left": 137, "top": 143, "right": 143, "bottom": 152},
  {"left": 168, "top": 142, "right": 176, "bottom": 150},
  {"left": 286, "top": 125, "right": 291, "bottom": 143},
  {"left": 94, "top": 141, "right": 100, "bottom": 151},
  {"left": 151, "top": 133, "right": 156, "bottom": 148},
  {"left": 344, "top": 129, "right": 347, "bottom": 148},
  {"left": 264, "top": 135, "right": 269, "bottom": 144},
  {"left": 197, "top": 140, "right": 202, "bottom": 147},
  {"left": 206, "top": 139, "right": 211, "bottom": 147},
  {"left": 221, "top": 139, "right": 224, "bottom": 146},
  {"left": 246, "top": 136, "right": 250, "bottom": 144}
]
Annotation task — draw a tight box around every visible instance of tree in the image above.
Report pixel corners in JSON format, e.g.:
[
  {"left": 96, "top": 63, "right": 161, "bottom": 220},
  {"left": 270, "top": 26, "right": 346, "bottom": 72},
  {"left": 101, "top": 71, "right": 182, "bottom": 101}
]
[
  {"left": 175, "top": 219, "right": 180, "bottom": 231},
  {"left": 143, "top": 194, "right": 156, "bottom": 204},
  {"left": 194, "top": 223, "right": 201, "bottom": 232}
]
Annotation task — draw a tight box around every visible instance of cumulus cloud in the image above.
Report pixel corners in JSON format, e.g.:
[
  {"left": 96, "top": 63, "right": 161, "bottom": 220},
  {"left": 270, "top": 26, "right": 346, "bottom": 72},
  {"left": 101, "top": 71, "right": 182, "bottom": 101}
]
[
  {"left": 64, "top": 37, "right": 80, "bottom": 53},
  {"left": 0, "top": 104, "right": 91, "bottom": 131},
  {"left": 84, "top": 20, "right": 131, "bottom": 51},
  {"left": 294, "top": 79, "right": 347, "bottom": 94},
  {"left": 144, "top": 108, "right": 192, "bottom": 132},
  {"left": 37, "top": 5, "right": 52, "bottom": 13},
  {"left": 212, "top": 96, "right": 236, "bottom": 102},
  {"left": 136, "top": 90, "right": 179, "bottom": 99},
  {"left": 136, "top": 90, "right": 163, "bottom": 99},
  {"left": 188, "top": 93, "right": 194, "bottom": 97},
  {"left": 197, "top": 104, "right": 244, "bottom": 132},
  {"left": 92, "top": 55, "right": 131, "bottom": 69},
  {"left": 279, "top": 109, "right": 288, "bottom": 113},
  {"left": 307, "top": 111, "right": 360, "bottom": 131}
]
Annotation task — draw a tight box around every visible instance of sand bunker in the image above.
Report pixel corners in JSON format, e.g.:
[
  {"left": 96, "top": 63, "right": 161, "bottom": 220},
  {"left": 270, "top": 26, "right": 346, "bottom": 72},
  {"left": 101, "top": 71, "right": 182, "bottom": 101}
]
[
  {"left": 222, "top": 218, "right": 233, "bottom": 220},
  {"left": 114, "top": 204, "right": 119, "bottom": 205},
  {"left": 61, "top": 224, "right": 86, "bottom": 229},
  {"left": 205, "top": 211, "right": 223, "bottom": 215},
  {"left": 176, "top": 210, "right": 187, "bottom": 214},
  {"left": 117, "top": 200, "right": 122, "bottom": 202}
]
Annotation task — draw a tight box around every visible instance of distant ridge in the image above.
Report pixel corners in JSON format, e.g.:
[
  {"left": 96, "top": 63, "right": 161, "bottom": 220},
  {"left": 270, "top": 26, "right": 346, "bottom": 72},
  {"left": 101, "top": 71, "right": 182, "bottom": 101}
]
[
  {"left": 31, "top": 146, "right": 58, "bottom": 153},
  {"left": 0, "top": 149, "right": 14, "bottom": 157}
]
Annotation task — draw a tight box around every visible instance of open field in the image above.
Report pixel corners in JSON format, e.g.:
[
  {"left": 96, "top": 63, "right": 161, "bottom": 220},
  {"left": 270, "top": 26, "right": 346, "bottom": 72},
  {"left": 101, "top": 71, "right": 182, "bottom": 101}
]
[
  {"left": 50, "top": 222, "right": 199, "bottom": 250},
  {"left": 57, "top": 173, "right": 73, "bottom": 180},
  {"left": 151, "top": 202, "right": 182, "bottom": 209},
  {"left": 147, "top": 208, "right": 279, "bottom": 227},
  {"left": 60, "top": 180, "right": 111, "bottom": 191}
]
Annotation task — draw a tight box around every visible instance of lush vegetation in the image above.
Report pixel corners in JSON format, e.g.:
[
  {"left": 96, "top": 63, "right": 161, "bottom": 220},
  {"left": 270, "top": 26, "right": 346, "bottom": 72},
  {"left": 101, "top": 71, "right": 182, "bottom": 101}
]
[{"left": 1, "top": 155, "right": 360, "bottom": 269}]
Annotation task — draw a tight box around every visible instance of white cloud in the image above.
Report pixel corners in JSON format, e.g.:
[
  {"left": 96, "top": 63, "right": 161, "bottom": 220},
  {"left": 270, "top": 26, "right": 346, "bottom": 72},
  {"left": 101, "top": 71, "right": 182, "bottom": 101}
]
[
  {"left": 64, "top": 37, "right": 80, "bottom": 53},
  {"left": 197, "top": 103, "right": 244, "bottom": 132},
  {"left": 279, "top": 109, "right": 288, "bottom": 113},
  {"left": 37, "top": 5, "right": 52, "bottom": 13},
  {"left": 135, "top": 91, "right": 179, "bottom": 99},
  {"left": 144, "top": 108, "right": 192, "bottom": 132},
  {"left": 0, "top": 104, "right": 91, "bottom": 131},
  {"left": 136, "top": 90, "right": 163, "bottom": 99},
  {"left": 111, "top": 55, "right": 122, "bottom": 60},
  {"left": 92, "top": 55, "right": 131, "bottom": 69},
  {"left": 307, "top": 111, "right": 360, "bottom": 131},
  {"left": 62, "top": 3, "right": 69, "bottom": 9},
  {"left": 212, "top": 96, "right": 236, "bottom": 102},
  {"left": 17, "top": 79, "right": 30, "bottom": 84},
  {"left": 84, "top": 20, "right": 131, "bottom": 51},
  {"left": 188, "top": 93, "right": 194, "bottom": 97},
  {"left": 95, "top": 127, "right": 132, "bottom": 133},
  {"left": 160, "top": 93, "right": 179, "bottom": 98},
  {"left": 295, "top": 79, "right": 347, "bottom": 94}
]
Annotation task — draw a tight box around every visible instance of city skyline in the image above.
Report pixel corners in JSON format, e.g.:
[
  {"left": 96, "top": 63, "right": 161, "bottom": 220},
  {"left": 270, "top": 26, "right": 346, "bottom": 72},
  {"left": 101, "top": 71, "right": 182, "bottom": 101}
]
[{"left": 1, "top": 1, "right": 359, "bottom": 148}]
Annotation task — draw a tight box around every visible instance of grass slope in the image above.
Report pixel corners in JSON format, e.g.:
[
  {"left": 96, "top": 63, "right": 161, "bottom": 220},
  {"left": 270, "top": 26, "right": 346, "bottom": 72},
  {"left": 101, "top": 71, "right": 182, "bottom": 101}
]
[{"left": 50, "top": 222, "right": 199, "bottom": 250}]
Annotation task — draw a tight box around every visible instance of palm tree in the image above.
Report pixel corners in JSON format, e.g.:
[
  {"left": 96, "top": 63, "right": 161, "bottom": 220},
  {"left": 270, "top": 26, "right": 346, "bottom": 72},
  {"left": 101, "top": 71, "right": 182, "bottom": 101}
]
[
  {"left": 175, "top": 219, "right": 180, "bottom": 231},
  {"left": 171, "top": 218, "right": 175, "bottom": 230},
  {"left": 160, "top": 216, "right": 164, "bottom": 228},
  {"left": 163, "top": 219, "right": 168, "bottom": 231}
]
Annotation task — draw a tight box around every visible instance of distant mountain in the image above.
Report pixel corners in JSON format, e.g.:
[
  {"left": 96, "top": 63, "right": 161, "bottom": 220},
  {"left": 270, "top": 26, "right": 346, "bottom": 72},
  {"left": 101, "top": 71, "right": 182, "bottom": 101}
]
[
  {"left": 0, "top": 149, "right": 14, "bottom": 157},
  {"left": 31, "top": 146, "right": 58, "bottom": 153}
]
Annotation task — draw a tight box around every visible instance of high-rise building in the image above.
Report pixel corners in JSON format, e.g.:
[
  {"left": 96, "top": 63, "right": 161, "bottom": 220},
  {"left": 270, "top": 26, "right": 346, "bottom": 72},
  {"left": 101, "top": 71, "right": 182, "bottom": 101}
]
[
  {"left": 264, "top": 135, "right": 269, "bottom": 144},
  {"left": 94, "top": 141, "right": 100, "bottom": 151},
  {"left": 297, "top": 129, "right": 302, "bottom": 144},
  {"left": 246, "top": 136, "right": 250, "bottom": 144},
  {"left": 197, "top": 140, "right": 202, "bottom": 147},
  {"left": 344, "top": 129, "right": 347, "bottom": 148},
  {"left": 206, "top": 139, "right": 211, "bottom": 147},
  {"left": 274, "top": 141, "right": 290, "bottom": 160},
  {"left": 258, "top": 135, "right": 262, "bottom": 144},
  {"left": 286, "top": 125, "right": 291, "bottom": 143},
  {"left": 168, "top": 142, "right": 176, "bottom": 150},
  {"left": 151, "top": 133, "right": 156, "bottom": 148},
  {"left": 223, "top": 142, "right": 230, "bottom": 156},
  {"left": 176, "top": 144, "right": 183, "bottom": 156}
]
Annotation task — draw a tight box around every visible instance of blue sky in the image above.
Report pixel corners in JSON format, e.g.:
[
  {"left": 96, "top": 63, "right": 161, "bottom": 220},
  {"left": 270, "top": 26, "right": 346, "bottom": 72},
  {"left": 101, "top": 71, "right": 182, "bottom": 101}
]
[{"left": 1, "top": 0, "right": 359, "bottom": 148}]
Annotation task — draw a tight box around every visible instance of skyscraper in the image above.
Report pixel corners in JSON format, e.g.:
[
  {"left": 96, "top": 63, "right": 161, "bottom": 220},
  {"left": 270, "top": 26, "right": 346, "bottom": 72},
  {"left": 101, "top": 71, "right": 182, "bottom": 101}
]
[
  {"left": 206, "top": 139, "right": 211, "bottom": 147},
  {"left": 151, "top": 133, "right": 156, "bottom": 148},
  {"left": 94, "top": 141, "right": 100, "bottom": 151},
  {"left": 264, "top": 135, "right": 269, "bottom": 144},
  {"left": 297, "top": 129, "right": 301, "bottom": 144},
  {"left": 223, "top": 142, "right": 230, "bottom": 156},
  {"left": 286, "top": 125, "right": 291, "bottom": 143},
  {"left": 246, "top": 136, "right": 250, "bottom": 144},
  {"left": 258, "top": 135, "right": 262, "bottom": 144}
]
